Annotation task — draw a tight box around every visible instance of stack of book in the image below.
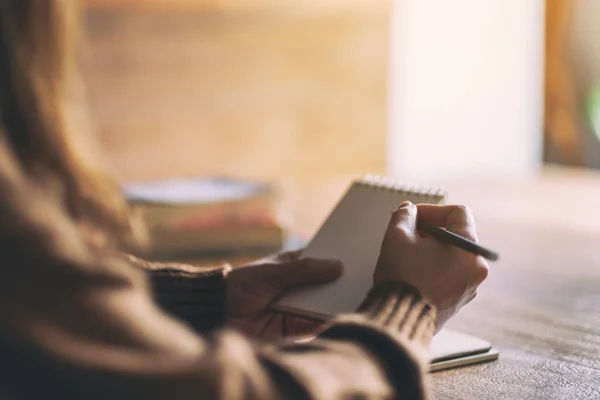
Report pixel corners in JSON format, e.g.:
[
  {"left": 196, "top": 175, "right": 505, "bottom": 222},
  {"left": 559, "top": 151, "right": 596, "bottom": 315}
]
[{"left": 124, "top": 177, "right": 288, "bottom": 264}]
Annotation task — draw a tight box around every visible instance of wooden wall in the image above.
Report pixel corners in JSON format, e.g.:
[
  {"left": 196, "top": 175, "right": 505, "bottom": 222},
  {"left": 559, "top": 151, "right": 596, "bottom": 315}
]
[{"left": 82, "top": 1, "right": 390, "bottom": 184}]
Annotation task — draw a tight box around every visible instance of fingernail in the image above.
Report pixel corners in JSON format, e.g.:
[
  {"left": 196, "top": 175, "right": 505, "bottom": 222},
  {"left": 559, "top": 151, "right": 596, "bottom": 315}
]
[{"left": 398, "top": 201, "right": 412, "bottom": 209}]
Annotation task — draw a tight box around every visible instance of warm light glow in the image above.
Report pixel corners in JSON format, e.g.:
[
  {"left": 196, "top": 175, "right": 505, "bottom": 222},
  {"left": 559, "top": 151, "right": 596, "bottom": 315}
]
[{"left": 387, "top": 0, "right": 545, "bottom": 180}]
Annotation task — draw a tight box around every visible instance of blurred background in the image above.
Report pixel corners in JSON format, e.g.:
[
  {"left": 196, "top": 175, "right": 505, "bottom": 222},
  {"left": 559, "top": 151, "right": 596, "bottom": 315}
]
[
  {"left": 84, "top": 0, "right": 591, "bottom": 185},
  {"left": 84, "top": 0, "right": 389, "bottom": 184},
  {"left": 80, "top": 0, "right": 600, "bottom": 261}
]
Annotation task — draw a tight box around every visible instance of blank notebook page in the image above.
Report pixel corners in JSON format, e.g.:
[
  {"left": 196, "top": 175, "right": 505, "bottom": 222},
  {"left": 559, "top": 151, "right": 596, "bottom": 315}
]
[{"left": 275, "top": 176, "right": 445, "bottom": 319}]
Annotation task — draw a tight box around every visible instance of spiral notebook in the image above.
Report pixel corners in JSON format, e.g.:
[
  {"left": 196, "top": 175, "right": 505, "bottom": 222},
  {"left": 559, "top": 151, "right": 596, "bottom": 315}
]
[
  {"left": 275, "top": 175, "right": 498, "bottom": 370},
  {"left": 274, "top": 175, "right": 446, "bottom": 318}
]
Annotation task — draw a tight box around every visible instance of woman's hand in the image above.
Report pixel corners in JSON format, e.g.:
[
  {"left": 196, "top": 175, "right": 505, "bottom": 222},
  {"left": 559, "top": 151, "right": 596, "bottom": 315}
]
[
  {"left": 226, "top": 250, "right": 343, "bottom": 341},
  {"left": 375, "top": 201, "right": 489, "bottom": 332}
]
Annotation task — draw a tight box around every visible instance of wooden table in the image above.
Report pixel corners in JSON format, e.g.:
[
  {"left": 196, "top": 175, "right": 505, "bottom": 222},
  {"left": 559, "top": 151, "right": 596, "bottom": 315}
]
[{"left": 284, "top": 166, "right": 600, "bottom": 400}]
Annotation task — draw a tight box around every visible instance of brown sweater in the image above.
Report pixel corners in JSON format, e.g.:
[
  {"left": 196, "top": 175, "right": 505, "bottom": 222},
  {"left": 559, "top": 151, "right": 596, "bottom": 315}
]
[
  {"left": 0, "top": 128, "right": 435, "bottom": 399},
  {"left": 0, "top": 247, "right": 435, "bottom": 399}
]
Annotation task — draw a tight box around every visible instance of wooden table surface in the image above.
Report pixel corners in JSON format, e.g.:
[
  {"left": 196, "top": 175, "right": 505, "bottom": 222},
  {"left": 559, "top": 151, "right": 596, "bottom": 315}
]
[{"left": 283, "top": 166, "right": 600, "bottom": 400}]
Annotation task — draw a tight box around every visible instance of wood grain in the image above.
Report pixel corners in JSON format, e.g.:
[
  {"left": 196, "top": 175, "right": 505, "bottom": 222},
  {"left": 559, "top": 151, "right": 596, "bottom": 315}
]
[{"left": 286, "top": 167, "right": 600, "bottom": 399}]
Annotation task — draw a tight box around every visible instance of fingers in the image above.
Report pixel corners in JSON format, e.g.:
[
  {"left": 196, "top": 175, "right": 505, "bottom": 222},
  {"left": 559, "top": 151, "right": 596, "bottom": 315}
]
[
  {"left": 388, "top": 201, "right": 418, "bottom": 241},
  {"left": 261, "top": 257, "right": 344, "bottom": 289},
  {"left": 416, "top": 204, "right": 478, "bottom": 241}
]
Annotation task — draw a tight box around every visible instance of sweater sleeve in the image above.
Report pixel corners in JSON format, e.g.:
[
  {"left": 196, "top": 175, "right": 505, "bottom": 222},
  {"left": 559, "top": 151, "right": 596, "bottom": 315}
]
[
  {"left": 125, "top": 254, "right": 229, "bottom": 334},
  {"left": 320, "top": 282, "right": 436, "bottom": 398},
  {"left": 1, "top": 247, "right": 436, "bottom": 400},
  {"left": 127, "top": 254, "right": 436, "bottom": 391},
  {"left": 128, "top": 255, "right": 436, "bottom": 398},
  {"left": 255, "top": 282, "right": 435, "bottom": 399}
]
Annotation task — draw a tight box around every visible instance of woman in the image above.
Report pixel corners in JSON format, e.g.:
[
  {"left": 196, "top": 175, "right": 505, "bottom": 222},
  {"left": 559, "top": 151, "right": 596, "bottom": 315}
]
[{"left": 0, "top": 1, "right": 489, "bottom": 399}]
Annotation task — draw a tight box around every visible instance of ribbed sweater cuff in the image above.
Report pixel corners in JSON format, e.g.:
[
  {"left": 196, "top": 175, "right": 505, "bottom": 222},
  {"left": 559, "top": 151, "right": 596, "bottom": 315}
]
[
  {"left": 319, "top": 282, "right": 435, "bottom": 399},
  {"left": 356, "top": 282, "right": 436, "bottom": 347},
  {"left": 126, "top": 254, "right": 231, "bottom": 334}
]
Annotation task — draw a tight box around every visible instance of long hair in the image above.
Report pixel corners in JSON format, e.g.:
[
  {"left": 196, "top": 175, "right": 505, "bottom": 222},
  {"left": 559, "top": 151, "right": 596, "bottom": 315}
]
[{"left": 0, "top": 0, "right": 142, "bottom": 258}]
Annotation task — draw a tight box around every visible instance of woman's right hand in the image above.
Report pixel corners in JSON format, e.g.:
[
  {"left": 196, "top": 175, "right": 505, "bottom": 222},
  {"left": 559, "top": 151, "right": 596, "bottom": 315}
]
[{"left": 374, "top": 201, "right": 489, "bottom": 331}]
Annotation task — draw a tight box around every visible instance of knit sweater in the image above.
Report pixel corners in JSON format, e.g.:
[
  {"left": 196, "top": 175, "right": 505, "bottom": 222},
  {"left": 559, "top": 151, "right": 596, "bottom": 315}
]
[
  {"left": 137, "top": 256, "right": 435, "bottom": 399},
  {"left": 0, "top": 250, "right": 436, "bottom": 399}
]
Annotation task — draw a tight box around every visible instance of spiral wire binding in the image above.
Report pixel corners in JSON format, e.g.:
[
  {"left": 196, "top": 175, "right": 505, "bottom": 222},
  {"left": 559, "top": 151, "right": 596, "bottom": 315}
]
[{"left": 357, "top": 174, "right": 446, "bottom": 200}]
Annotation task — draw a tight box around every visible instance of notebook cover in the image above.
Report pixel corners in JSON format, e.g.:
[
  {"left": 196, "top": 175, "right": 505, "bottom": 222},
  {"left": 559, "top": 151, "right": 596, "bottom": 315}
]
[
  {"left": 429, "top": 329, "right": 498, "bottom": 372},
  {"left": 430, "top": 329, "right": 491, "bottom": 360},
  {"left": 295, "top": 328, "right": 497, "bottom": 372}
]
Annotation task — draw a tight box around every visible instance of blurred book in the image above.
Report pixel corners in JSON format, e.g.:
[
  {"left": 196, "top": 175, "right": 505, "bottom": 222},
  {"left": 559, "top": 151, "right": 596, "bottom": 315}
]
[
  {"left": 124, "top": 177, "right": 288, "bottom": 261},
  {"left": 164, "top": 234, "right": 307, "bottom": 268}
]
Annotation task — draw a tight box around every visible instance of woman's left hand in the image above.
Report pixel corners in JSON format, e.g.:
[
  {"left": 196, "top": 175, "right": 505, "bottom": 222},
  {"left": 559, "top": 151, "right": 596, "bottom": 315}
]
[{"left": 226, "top": 250, "right": 343, "bottom": 341}]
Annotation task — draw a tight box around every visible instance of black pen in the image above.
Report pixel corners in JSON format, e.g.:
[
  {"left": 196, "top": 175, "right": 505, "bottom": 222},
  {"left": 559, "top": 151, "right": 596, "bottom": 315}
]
[{"left": 417, "top": 221, "right": 499, "bottom": 262}]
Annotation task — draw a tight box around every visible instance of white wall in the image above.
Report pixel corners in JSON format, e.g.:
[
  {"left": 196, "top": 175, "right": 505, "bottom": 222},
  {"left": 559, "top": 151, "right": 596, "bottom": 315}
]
[{"left": 387, "top": 0, "right": 545, "bottom": 182}]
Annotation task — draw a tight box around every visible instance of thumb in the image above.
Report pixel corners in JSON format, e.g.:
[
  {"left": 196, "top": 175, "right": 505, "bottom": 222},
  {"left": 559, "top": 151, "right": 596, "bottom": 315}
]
[
  {"left": 262, "top": 258, "right": 344, "bottom": 289},
  {"left": 389, "top": 201, "right": 418, "bottom": 241}
]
